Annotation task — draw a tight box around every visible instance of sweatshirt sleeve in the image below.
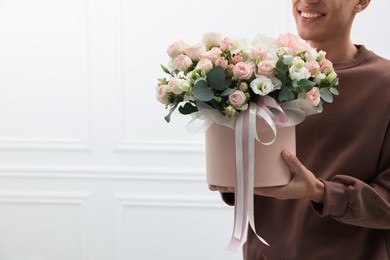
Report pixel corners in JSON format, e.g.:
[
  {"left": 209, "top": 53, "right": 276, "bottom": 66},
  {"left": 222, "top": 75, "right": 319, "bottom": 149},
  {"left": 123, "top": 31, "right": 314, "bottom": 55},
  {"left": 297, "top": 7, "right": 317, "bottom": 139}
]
[
  {"left": 312, "top": 122, "right": 390, "bottom": 229},
  {"left": 221, "top": 192, "right": 235, "bottom": 206}
]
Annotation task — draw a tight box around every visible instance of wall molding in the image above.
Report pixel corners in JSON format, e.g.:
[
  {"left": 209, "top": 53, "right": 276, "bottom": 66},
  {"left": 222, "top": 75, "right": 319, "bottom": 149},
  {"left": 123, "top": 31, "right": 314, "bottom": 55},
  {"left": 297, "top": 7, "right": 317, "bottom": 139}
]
[
  {"left": 0, "top": 165, "right": 206, "bottom": 182},
  {"left": 0, "top": 0, "right": 91, "bottom": 152},
  {"left": 0, "top": 190, "right": 91, "bottom": 260},
  {"left": 114, "top": 193, "right": 226, "bottom": 209}
]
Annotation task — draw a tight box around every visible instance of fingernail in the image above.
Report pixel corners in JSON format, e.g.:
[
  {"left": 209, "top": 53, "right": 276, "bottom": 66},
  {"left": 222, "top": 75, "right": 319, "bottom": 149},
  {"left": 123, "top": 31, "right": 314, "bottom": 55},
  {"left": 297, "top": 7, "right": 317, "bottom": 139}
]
[{"left": 283, "top": 150, "right": 291, "bottom": 159}]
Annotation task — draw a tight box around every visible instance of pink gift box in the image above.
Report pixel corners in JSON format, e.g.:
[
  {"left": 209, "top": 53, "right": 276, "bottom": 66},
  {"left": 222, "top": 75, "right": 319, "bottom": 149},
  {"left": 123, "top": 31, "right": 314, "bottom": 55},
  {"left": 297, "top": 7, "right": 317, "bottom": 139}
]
[{"left": 205, "top": 120, "right": 295, "bottom": 188}]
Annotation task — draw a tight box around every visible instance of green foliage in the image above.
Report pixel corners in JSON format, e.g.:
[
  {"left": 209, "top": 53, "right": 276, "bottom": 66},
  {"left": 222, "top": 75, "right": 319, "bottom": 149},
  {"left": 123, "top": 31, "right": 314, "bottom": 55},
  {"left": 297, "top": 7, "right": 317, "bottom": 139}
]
[
  {"left": 179, "top": 103, "right": 198, "bottom": 114},
  {"left": 320, "top": 88, "right": 333, "bottom": 103},
  {"left": 206, "top": 66, "right": 226, "bottom": 91},
  {"left": 193, "top": 80, "right": 214, "bottom": 101}
]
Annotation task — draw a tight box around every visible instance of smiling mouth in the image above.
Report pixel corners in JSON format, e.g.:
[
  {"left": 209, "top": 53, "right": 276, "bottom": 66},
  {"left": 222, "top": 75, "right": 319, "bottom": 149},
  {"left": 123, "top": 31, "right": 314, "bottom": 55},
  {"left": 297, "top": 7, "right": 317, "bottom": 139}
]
[{"left": 298, "top": 10, "right": 325, "bottom": 19}]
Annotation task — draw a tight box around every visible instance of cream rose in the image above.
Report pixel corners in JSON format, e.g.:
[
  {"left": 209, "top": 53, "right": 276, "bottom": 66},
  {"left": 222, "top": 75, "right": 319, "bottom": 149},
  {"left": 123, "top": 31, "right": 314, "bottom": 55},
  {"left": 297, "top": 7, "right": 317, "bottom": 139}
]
[
  {"left": 215, "top": 57, "right": 228, "bottom": 69},
  {"left": 320, "top": 59, "right": 333, "bottom": 74},
  {"left": 167, "top": 78, "right": 184, "bottom": 94},
  {"left": 257, "top": 60, "right": 275, "bottom": 76},
  {"left": 305, "top": 61, "right": 320, "bottom": 75},
  {"left": 251, "top": 45, "right": 268, "bottom": 61},
  {"left": 167, "top": 40, "right": 189, "bottom": 59},
  {"left": 201, "top": 47, "right": 222, "bottom": 64},
  {"left": 220, "top": 37, "right": 233, "bottom": 52},
  {"left": 233, "top": 62, "right": 253, "bottom": 80},
  {"left": 299, "top": 87, "right": 321, "bottom": 106},
  {"left": 202, "top": 32, "right": 223, "bottom": 48},
  {"left": 196, "top": 58, "right": 213, "bottom": 73},
  {"left": 277, "top": 33, "right": 311, "bottom": 51},
  {"left": 173, "top": 54, "right": 193, "bottom": 71},
  {"left": 228, "top": 90, "right": 248, "bottom": 110},
  {"left": 184, "top": 43, "right": 206, "bottom": 61},
  {"left": 156, "top": 84, "right": 169, "bottom": 105}
]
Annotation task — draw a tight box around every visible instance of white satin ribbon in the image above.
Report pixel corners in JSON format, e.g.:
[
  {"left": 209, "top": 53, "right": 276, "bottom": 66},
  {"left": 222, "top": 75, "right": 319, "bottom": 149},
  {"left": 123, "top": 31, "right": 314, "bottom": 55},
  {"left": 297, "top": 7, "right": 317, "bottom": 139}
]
[{"left": 185, "top": 97, "right": 322, "bottom": 251}]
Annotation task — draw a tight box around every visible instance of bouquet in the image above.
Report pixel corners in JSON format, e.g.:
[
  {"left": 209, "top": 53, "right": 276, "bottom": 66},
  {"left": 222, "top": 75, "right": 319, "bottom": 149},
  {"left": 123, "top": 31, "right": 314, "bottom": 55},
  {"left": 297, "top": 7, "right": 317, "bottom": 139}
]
[
  {"left": 155, "top": 32, "right": 339, "bottom": 250},
  {"left": 156, "top": 32, "right": 339, "bottom": 123}
]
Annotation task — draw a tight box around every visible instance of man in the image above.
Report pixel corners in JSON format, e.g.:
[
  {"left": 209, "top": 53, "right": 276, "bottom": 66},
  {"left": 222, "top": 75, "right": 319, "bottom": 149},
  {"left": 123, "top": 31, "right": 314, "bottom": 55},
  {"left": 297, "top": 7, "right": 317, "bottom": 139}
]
[{"left": 211, "top": 0, "right": 390, "bottom": 258}]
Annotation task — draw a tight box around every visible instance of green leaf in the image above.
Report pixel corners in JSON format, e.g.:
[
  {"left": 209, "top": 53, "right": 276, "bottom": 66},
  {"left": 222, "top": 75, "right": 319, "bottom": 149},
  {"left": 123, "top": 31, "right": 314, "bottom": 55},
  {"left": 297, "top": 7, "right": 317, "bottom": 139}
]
[
  {"left": 164, "top": 104, "right": 178, "bottom": 123},
  {"left": 193, "top": 80, "right": 214, "bottom": 101},
  {"left": 225, "top": 77, "right": 233, "bottom": 89},
  {"left": 161, "top": 64, "right": 172, "bottom": 76},
  {"left": 278, "top": 87, "right": 294, "bottom": 102},
  {"left": 221, "top": 88, "right": 235, "bottom": 96},
  {"left": 207, "top": 66, "right": 226, "bottom": 91},
  {"left": 330, "top": 87, "right": 339, "bottom": 95},
  {"left": 276, "top": 59, "right": 289, "bottom": 73},
  {"left": 178, "top": 103, "right": 198, "bottom": 115},
  {"left": 296, "top": 79, "right": 315, "bottom": 92},
  {"left": 320, "top": 88, "right": 333, "bottom": 103}
]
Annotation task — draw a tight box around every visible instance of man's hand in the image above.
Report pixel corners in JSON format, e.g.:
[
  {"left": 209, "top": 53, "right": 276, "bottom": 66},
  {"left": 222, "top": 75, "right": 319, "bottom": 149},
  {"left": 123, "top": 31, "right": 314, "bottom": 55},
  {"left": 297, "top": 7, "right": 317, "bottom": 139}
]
[{"left": 209, "top": 150, "right": 325, "bottom": 203}]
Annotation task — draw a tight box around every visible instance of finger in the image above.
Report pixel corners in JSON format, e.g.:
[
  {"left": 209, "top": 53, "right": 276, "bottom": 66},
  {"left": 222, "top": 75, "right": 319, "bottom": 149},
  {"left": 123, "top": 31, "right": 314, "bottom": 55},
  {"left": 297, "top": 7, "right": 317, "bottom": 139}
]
[
  {"left": 209, "top": 184, "right": 218, "bottom": 191},
  {"left": 282, "top": 149, "right": 306, "bottom": 174}
]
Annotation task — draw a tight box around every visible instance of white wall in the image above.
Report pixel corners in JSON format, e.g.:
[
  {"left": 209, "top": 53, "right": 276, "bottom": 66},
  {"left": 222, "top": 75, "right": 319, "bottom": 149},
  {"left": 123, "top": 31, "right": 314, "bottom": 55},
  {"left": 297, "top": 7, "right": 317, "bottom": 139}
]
[{"left": 0, "top": 1, "right": 388, "bottom": 260}]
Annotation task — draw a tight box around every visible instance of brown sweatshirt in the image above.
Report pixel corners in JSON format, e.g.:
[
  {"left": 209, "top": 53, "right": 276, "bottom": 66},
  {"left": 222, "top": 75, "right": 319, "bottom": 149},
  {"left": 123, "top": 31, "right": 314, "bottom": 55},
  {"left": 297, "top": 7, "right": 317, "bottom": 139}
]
[{"left": 222, "top": 46, "right": 390, "bottom": 259}]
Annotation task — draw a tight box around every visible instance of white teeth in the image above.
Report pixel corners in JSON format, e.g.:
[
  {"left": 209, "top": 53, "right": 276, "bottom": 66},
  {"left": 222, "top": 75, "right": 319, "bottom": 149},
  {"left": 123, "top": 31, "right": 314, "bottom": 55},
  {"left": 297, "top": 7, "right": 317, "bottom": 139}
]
[{"left": 301, "top": 12, "right": 323, "bottom": 18}]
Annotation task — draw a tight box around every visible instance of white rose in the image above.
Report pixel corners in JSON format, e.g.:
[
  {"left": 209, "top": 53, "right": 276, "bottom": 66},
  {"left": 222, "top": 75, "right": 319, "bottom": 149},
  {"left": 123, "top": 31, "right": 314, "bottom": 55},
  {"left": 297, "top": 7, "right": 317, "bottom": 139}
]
[
  {"left": 168, "top": 78, "right": 184, "bottom": 94},
  {"left": 173, "top": 54, "right": 193, "bottom": 71},
  {"left": 202, "top": 32, "right": 223, "bottom": 48},
  {"left": 195, "top": 58, "right": 213, "bottom": 73},
  {"left": 167, "top": 40, "right": 189, "bottom": 59},
  {"left": 156, "top": 84, "right": 170, "bottom": 105},
  {"left": 184, "top": 43, "right": 207, "bottom": 61},
  {"left": 250, "top": 76, "right": 276, "bottom": 96}
]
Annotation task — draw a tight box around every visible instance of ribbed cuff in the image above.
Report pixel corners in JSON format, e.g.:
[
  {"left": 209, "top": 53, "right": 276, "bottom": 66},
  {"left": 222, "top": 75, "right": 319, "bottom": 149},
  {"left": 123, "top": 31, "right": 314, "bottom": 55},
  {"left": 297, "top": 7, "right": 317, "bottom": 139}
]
[{"left": 312, "top": 179, "right": 349, "bottom": 218}]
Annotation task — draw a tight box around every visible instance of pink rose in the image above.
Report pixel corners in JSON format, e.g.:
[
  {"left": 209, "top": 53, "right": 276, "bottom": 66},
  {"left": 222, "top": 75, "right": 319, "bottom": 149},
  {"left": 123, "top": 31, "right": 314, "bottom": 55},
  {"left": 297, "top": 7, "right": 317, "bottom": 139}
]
[
  {"left": 220, "top": 37, "right": 233, "bottom": 52},
  {"left": 320, "top": 59, "right": 333, "bottom": 74},
  {"left": 232, "top": 52, "right": 243, "bottom": 64},
  {"left": 277, "top": 33, "right": 310, "bottom": 51},
  {"left": 195, "top": 58, "right": 213, "bottom": 73},
  {"left": 224, "top": 105, "right": 236, "bottom": 117},
  {"left": 202, "top": 32, "right": 223, "bottom": 48},
  {"left": 156, "top": 84, "right": 169, "bottom": 105},
  {"left": 173, "top": 54, "right": 193, "bottom": 71},
  {"left": 201, "top": 47, "right": 222, "bottom": 64},
  {"left": 167, "top": 40, "right": 189, "bottom": 59},
  {"left": 233, "top": 62, "right": 253, "bottom": 80},
  {"left": 226, "top": 64, "right": 235, "bottom": 77},
  {"left": 168, "top": 78, "right": 183, "bottom": 94},
  {"left": 305, "top": 61, "right": 320, "bottom": 75},
  {"left": 238, "top": 82, "right": 248, "bottom": 92},
  {"left": 184, "top": 43, "right": 206, "bottom": 61},
  {"left": 257, "top": 60, "right": 275, "bottom": 76},
  {"left": 251, "top": 46, "right": 268, "bottom": 61},
  {"left": 215, "top": 57, "right": 228, "bottom": 69},
  {"left": 300, "top": 87, "right": 321, "bottom": 106},
  {"left": 229, "top": 90, "right": 248, "bottom": 110}
]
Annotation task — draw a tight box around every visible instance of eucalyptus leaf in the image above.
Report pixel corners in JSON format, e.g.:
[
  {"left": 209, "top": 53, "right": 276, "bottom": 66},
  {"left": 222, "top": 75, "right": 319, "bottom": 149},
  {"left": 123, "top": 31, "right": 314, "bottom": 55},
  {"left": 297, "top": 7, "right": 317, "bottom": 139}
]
[
  {"left": 193, "top": 80, "right": 214, "bottom": 101},
  {"left": 320, "top": 88, "right": 333, "bottom": 103},
  {"left": 179, "top": 103, "right": 198, "bottom": 115},
  {"left": 207, "top": 66, "right": 226, "bottom": 91},
  {"left": 221, "top": 88, "right": 235, "bottom": 96},
  {"left": 283, "top": 56, "right": 294, "bottom": 65},
  {"left": 276, "top": 59, "right": 289, "bottom": 73},
  {"left": 164, "top": 104, "right": 178, "bottom": 123},
  {"left": 330, "top": 87, "right": 339, "bottom": 95},
  {"left": 297, "top": 79, "right": 315, "bottom": 92},
  {"left": 278, "top": 87, "right": 294, "bottom": 102},
  {"left": 225, "top": 77, "right": 233, "bottom": 88}
]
